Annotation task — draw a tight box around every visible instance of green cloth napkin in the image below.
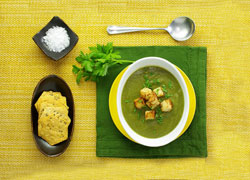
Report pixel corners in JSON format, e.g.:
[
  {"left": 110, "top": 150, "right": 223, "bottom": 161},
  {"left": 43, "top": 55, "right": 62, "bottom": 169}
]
[{"left": 96, "top": 46, "right": 207, "bottom": 158}]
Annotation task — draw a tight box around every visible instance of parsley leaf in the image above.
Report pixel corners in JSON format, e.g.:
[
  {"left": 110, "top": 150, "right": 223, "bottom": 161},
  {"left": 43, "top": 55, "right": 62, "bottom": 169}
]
[
  {"left": 125, "top": 100, "right": 131, "bottom": 103},
  {"left": 165, "top": 94, "right": 172, "bottom": 99},
  {"left": 168, "top": 81, "right": 173, "bottom": 89},
  {"left": 162, "top": 84, "right": 168, "bottom": 93},
  {"left": 138, "top": 111, "right": 141, "bottom": 119},
  {"left": 143, "top": 79, "right": 152, "bottom": 88},
  {"left": 155, "top": 107, "right": 163, "bottom": 124},
  {"left": 76, "top": 71, "right": 83, "bottom": 84},
  {"left": 72, "top": 65, "right": 80, "bottom": 74},
  {"left": 73, "top": 42, "right": 134, "bottom": 84},
  {"left": 150, "top": 72, "right": 154, "bottom": 76}
]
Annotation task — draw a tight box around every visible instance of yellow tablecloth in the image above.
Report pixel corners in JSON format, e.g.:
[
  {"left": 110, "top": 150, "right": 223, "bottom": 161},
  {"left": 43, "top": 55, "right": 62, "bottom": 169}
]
[{"left": 0, "top": 0, "right": 250, "bottom": 179}]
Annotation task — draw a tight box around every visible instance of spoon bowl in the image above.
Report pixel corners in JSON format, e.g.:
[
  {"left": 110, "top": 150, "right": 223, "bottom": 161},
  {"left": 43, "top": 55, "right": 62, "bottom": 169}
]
[{"left": 167, "top": 16, "right": 195, "bottom": 41}]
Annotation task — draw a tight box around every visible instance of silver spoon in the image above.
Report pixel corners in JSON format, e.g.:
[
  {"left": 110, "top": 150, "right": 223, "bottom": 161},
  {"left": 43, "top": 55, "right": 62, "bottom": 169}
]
[{"left": 107, "top": 16, "right": 195, "bottom": 41}]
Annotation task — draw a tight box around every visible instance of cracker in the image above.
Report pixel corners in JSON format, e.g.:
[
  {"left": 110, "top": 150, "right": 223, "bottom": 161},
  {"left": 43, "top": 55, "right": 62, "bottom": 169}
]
[
  {"left": 39, "top": 107, "right": 71, "bottom": 128},
  {"left": 35, "top": 91, "right": 68, "bottom": 112},
  {"left": 38, "top": 124, "right": 68, "bottom": 146},
  {"left": 35, "top": 91, "right": 71, "bottom": 146},
  {"left": 38, "top": 102, "right": 68, "bottom": 118},
  {"left": 38, "top": 107, "right": 71, "bottom": 145}
]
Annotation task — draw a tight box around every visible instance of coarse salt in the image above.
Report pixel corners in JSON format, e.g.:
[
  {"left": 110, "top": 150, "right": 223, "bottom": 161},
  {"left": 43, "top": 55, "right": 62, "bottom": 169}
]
[{"left": 42, "top": 26, "right": 70, "bottom": 53}]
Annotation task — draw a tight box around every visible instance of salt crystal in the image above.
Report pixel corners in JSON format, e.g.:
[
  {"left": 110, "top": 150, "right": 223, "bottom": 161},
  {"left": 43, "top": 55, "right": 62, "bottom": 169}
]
[{"left": 42, "top": 26, "right": 70, "bottom": 53}]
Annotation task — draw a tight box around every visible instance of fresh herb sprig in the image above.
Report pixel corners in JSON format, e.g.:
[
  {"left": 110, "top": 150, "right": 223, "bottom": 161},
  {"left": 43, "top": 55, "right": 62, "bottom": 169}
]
[
  {"left": 168, "top": 81, "right": 173, "bottom": 89},
  {"left": 72, "top": 42, "right": 133, "bottom": 84},
  {"left": 155, "top": 107, "right": 163, "bottom": 124},
  {"left": 162, "top": 84, "right": 172, "bottom": 98},
  {"left": 125, "top": 100, "right": 131, "bottom": 103},
  {"left": 143, "top": 72, "right": 160, "bottom": 89}
]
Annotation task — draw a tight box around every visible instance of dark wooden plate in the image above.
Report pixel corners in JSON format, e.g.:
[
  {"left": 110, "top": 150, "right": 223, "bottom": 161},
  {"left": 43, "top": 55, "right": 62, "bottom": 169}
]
[
  {"left": 32, "top": 16, "right": 78, "bottom": 61},
  {"left": 31, "top": 75, "right": 74, "bottom": 157}
]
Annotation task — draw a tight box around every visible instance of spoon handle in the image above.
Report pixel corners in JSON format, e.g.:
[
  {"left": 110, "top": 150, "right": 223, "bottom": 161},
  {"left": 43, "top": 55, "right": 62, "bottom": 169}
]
[{"left": 107, "top": 26, "right": 166, "bottom": 34}]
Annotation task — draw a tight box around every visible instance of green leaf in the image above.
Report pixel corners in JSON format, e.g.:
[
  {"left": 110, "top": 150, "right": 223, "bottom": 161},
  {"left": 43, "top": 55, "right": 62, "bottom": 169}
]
[
  {"left": 104, "top": 42, "right": 113, "bottom": 54},
  {"left": 72, "top": 65, "right": 80, "bottom": 74},
  {"left": 89, "top": 47, "right": 97, "bottom": 52},
  {"left": 125, "top": 100, "right": 131, "bottom": 103},
  {"left": 165, "top": 94, "right": 172, "bottom": 98},
  {"left": 91, "top": 75, "right": 98, "bottom": 82},
  {"left": 85, "top": 75, "right": 91, "bottom": 81},
  {"left": 76, "top": 56, "right": 83, "bottom": 63},
  {"left": 157, "top": 116, "right": 163, "bottom": 124},
  {"left": 144, "top": 74, "right": 148, "bottom": 80},
  {"left": 80, "top": 51, "right": 84, "bottom": 56},
  {"left": 162, "top": 84, "right": 168, "bottom": 93},
  {"left": 92, "top": 52, "right": 105, "bottom": 59},
  {"left": 83, "top": 61, "right": 93, "bottom": 72},
  {"left": 73, "top": 42, "right": 133, "bottom": 85},
  {"left": 137, "top": 111, "right": 141, "bottom": 119},
  {"left": 168, "top": 81, "right": 173, "bottom": 88},
  {"left": 99, "top": 63, "right": 109, "bottom": 76},
  {"left": 76, "top": 71, "right": 83, "bottom": 84},
  {"left": 144, "top": 79, "right": 152, "bottom": 88},
  {"left": 96, "top": 59, "right": 106, "bottom": 63},
  {"left": 97, "top": 44, "right": 103, "bottom": 52},
  {"left": 111, "top": 54, "right": 121, "bottom": 59},
  {"left": 105, "top": 53, "right": 111, "bottom": 60},
  {"left": 82, "top": 72, "right": 89, "bottom": 77},
  {"left": 155, "top": 107, "right": 163, "bottom": 124}
]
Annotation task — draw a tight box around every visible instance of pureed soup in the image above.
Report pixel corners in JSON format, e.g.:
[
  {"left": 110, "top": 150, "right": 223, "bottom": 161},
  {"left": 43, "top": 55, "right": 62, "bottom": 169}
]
[{"left": 121, "top": 66, "right": 184, "bottom": 138}]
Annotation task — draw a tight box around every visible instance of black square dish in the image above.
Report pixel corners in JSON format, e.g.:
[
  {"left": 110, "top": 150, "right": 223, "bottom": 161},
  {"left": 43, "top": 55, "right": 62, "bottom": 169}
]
[{"left": 33, "top": 16, "right": 78, "bottom": 61}]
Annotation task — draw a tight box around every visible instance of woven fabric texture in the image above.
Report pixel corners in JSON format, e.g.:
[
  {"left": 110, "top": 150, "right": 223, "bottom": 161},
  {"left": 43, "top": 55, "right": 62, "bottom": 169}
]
[{"left": 0, "top": 0, "right": 250, "bottom": 179}]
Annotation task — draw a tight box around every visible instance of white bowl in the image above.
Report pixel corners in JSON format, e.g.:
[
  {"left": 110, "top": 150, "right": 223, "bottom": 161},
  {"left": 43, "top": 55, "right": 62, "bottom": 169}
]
[{"left": 116, "top": 57, "right": 190, "bottom": 147}]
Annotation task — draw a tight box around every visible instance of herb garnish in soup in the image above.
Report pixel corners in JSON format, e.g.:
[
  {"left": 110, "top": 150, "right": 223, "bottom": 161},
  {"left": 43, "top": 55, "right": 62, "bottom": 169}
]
[{"left": 121, "top": 66, "right": 184, "bottom": 138}]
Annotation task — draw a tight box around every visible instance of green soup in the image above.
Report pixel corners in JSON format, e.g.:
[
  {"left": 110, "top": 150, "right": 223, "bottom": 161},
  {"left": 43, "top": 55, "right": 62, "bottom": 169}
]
[{"left": 121, "top": 66, "right": 184, "bottom": 138}]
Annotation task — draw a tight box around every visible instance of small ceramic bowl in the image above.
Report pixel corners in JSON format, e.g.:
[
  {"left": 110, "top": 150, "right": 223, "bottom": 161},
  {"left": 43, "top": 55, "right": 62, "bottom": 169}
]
[
  {"left": 116, "top": 57, "right": 190, "bottom": 147},
  {"left": 32, "top": 16, "right": 78, "bottom": 61}
]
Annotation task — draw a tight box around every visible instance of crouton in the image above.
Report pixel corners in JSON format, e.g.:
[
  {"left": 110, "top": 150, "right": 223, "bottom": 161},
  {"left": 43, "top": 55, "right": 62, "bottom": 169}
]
[
  {"left": 146, "top": 92, "right": 160, "bottom": 109},
  {"left": 153, "top": 87, "right": 164, "bottom": 97},
  {"left": 145, "top": 110, "right": 156, "bottom": 120},
  {"left": 140, "top": 88, "right": 152, "bottom": 100},
  {"left": 134, "top": 97, "right": 145, "bottom": 109},
  {"left": 161, "top": 99, "right": 173, "bottom": 112}
]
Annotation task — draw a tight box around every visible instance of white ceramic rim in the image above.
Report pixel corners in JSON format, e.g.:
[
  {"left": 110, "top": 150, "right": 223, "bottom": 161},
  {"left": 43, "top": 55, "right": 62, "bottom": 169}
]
[{"left": 116, "top": 57, "right": 190, "bottom": 147}]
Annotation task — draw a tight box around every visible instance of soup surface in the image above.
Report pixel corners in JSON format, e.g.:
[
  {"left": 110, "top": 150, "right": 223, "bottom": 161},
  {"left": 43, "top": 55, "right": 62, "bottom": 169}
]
[{"left": 121, "top": 66, "right": 184, "bottom": 138}]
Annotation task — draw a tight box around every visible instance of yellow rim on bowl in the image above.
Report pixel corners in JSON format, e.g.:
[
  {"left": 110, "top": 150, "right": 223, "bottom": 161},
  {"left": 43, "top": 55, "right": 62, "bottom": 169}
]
[
  {"left": 176, "top": 66, "right": 196, "bottom": 137},
  {"left": 109, "top": 66, "right": 196, "bottom": 142}
]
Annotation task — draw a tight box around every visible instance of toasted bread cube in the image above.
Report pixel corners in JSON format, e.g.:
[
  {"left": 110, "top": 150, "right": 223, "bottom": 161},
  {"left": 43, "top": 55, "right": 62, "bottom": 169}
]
[
  {"left": 161, "top": 99, "right": 173, "bottom": 112},
  {"left": 140, "top": 88, "right": 153, "bottom": 100},
  {"left": 146, "top": 92, "right": 160, "bottom": 109},
  {"left": 134, "top": 97, "right": 145, "bottom": 109},
  {"left": 153, "top": 87, "right": 164, "bottom": 97},
  {"left": 145, "top": 110, "right": 156, "bottom": 120}
]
